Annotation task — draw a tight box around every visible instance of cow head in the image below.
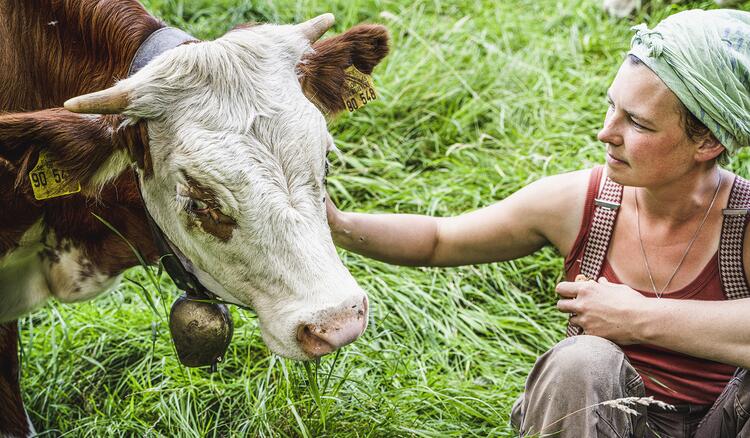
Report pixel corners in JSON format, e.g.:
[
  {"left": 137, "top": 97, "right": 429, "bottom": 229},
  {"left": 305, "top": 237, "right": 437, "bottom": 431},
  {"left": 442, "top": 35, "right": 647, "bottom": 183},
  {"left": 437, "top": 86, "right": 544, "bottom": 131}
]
[{"left": 17, "top": 16, "right": 387, "bottom": 360}]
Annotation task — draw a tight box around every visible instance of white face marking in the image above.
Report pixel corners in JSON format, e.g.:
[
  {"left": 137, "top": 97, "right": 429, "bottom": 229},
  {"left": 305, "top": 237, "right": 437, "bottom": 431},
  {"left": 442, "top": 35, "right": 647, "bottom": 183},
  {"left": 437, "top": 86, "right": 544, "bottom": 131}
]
[{"left": 118, "top": 23, "right": 367, "bottom": 359}]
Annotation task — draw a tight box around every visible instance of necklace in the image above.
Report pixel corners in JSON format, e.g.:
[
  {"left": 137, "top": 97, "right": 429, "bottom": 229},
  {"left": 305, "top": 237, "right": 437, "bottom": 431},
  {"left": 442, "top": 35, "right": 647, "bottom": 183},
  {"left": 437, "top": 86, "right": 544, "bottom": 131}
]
[{"left": 634, "top": 173, "right": 723, "bottom": 298}]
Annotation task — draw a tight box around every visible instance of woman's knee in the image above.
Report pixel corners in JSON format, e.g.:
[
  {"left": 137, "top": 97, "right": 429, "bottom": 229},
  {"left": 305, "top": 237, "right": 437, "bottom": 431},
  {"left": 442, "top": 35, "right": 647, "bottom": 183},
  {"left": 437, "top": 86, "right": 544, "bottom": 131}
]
[{"left": 529, "top": 335, "right": 630, "bottom": 389}]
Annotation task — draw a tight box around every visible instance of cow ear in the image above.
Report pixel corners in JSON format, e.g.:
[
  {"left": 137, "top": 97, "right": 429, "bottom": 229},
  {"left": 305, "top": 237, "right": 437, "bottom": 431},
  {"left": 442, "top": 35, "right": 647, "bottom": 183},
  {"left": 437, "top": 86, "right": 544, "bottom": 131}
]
[
  {"left": 299, "top": 24, "right": 389, "bottom": 115},
  {"left": 0, "top": 109, "right": 145, "bottom": 192}
]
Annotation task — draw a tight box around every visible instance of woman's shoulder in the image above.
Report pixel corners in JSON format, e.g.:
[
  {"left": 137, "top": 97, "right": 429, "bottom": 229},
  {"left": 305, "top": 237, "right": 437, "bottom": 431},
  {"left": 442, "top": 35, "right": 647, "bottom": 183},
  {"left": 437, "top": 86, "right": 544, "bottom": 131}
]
[
  {"left": 539, "top": 167, "right": 598, "bottom": 187},
  {"left": 529, "top": 167, "right": 598, "bottom": 256},
  {"left": 532, "top": 167, "right": 598, "bottom": 202}
]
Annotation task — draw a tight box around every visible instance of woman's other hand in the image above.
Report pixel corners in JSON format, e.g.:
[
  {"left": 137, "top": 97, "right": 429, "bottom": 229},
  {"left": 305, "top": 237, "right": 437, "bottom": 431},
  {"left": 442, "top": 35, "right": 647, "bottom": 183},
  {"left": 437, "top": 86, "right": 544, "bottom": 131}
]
[{"left": 556, "top": 277, "right": 650, "bottom": 345}]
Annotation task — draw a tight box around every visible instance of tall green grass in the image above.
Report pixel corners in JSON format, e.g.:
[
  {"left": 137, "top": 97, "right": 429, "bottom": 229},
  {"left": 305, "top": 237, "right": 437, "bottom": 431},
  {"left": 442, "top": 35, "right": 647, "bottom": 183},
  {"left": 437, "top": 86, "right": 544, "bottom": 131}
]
[{"left": 20, "top": 0, "right": 750, "bottom": 436}]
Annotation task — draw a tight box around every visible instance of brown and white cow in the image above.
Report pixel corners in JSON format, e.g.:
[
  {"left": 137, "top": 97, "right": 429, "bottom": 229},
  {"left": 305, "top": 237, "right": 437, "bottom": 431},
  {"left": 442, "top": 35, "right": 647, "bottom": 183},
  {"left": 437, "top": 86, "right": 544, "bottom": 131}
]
[{"left": 0, "top": 1, "right": 388, "bottom": 435}]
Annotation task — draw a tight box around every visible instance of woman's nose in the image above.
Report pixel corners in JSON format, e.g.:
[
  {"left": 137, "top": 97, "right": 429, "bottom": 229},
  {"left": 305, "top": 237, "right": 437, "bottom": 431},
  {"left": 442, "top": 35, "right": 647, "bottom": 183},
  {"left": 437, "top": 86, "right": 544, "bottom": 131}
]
[{"left": 597, "top": 113, "right": 622, "bottom": 146}]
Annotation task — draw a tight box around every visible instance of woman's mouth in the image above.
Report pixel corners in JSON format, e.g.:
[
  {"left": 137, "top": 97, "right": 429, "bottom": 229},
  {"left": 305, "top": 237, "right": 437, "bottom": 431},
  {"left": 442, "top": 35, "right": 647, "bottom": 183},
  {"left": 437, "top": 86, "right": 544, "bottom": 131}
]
[{"left": 606, "top": 152, "right": 627, "bottom": 166}]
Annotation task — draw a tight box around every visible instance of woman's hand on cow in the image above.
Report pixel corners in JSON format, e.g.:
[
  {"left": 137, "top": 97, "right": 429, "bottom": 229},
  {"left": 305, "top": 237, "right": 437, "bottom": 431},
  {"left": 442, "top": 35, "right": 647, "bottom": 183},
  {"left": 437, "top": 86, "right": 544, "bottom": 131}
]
[
  {"left": 556, "top": 277, "right": 648, "bottom": 345},
  {"left": 322, "top": 193, "right": 443, "bottom": 266},
  {"left": 325, "top": 193, "right": 342, "bottom": 231}
]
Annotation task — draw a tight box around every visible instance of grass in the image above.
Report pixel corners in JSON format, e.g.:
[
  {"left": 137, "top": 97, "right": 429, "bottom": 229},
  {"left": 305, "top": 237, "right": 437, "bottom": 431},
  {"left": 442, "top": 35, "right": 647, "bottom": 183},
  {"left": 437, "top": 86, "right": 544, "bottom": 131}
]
[{"left": 19, "top": 0, "right": 750, "bottom": 436}]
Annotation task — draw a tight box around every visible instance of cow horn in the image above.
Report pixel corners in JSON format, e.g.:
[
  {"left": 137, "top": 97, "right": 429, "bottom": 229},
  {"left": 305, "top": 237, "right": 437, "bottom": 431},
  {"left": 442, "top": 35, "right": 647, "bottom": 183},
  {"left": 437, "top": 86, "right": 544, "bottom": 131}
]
[
  {"left": 63, "top": 84, "right": 131, "bottom": 114},
  {"left": 297, "top": 13, "right": 335, "bottom": 43}
]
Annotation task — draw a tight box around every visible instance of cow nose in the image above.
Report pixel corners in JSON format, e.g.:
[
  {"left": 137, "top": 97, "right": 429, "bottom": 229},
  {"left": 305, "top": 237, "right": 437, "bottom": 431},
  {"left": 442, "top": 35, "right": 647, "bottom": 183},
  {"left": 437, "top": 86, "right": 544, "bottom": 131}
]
[{"left": 296, "top": 296, "right": 368, "bottom": 358}]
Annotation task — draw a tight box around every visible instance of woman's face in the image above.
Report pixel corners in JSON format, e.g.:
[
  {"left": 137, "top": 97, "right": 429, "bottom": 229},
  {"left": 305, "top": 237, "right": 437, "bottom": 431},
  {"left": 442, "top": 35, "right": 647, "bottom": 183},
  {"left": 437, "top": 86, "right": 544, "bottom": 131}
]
[{"left": 597, "top": 60, "right": 701, "bottom": 187}]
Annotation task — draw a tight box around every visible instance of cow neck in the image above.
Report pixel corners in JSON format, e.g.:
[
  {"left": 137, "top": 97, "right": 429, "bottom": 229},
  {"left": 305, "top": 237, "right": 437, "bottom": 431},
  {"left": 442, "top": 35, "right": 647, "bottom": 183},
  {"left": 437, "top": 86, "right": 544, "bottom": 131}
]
[{"left": 128, "top": 27, "right": 215, "bottom": 302}]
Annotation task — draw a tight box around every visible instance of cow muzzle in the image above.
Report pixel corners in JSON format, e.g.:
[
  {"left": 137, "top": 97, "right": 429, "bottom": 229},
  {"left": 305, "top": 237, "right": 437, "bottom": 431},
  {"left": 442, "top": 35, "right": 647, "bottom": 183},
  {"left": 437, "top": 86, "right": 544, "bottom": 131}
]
[{"left": 296, "top": 296, "right": 368, "bottom": 358}]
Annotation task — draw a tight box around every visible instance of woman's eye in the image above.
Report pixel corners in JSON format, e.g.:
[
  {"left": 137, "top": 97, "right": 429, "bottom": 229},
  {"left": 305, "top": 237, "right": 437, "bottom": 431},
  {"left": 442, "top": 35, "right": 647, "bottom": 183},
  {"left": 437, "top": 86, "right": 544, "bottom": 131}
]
[{"left": 630, "top": 118, "right": 649, "bottom": 130}]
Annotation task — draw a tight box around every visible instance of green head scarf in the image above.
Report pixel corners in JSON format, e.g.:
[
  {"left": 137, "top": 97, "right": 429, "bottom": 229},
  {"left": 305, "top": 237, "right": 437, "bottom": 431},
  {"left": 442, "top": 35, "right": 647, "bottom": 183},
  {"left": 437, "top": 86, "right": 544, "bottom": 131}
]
[{"left": 629, "top": 9, "right": 750, "bottom": 151}]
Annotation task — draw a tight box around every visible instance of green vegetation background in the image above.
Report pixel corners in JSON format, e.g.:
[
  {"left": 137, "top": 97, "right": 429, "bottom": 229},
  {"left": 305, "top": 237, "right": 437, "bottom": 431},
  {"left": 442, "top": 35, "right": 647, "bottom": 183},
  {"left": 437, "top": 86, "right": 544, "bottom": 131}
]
[{"left": 20, "top": 0, "right": 750, "bottom": 436}]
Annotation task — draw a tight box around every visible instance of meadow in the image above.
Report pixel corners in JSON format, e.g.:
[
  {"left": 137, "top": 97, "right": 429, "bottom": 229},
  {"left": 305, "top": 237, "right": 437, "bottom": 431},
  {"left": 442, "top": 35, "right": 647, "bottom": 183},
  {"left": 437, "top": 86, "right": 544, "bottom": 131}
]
[{"left": 19, "top": 0, "right": 750, "bottom": 436}]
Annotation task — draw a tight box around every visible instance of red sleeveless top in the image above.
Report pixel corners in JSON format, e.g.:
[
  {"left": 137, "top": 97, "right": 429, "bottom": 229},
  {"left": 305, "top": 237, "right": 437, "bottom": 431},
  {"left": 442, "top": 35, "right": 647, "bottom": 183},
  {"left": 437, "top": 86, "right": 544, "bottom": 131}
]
[{"left": 563, "top": 167, "right": 736, "bottom": 405}]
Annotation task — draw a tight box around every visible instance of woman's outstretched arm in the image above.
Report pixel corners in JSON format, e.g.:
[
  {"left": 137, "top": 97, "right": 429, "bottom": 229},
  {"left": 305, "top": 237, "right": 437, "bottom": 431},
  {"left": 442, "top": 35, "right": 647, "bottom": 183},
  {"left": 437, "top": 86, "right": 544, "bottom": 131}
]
[{"left": 327, "top": 170, "right": 590, "bottom": 267}]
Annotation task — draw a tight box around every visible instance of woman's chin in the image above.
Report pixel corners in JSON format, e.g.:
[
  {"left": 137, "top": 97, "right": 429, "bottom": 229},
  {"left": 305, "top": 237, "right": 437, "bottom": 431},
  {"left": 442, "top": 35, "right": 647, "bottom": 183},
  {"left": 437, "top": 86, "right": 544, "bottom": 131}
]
[{"left": 604, "top": 163, "right": 629, "bottom": 185}]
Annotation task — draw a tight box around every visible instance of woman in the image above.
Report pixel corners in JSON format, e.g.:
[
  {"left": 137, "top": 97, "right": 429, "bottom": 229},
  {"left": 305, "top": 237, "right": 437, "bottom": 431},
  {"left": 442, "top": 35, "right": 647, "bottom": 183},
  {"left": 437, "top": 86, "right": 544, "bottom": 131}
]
[{"left": 326, "top": 9, "right": 750, "bottom": 438}]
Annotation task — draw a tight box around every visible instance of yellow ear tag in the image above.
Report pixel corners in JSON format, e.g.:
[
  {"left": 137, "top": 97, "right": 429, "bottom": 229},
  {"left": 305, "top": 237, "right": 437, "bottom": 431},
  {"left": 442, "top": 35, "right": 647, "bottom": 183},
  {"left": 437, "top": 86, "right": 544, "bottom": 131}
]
[
  {"left": 341, "top": 65, "right": 377, "bottom": 112},
  {"left": 28, "top": 150, "right": 81, "bottom": 200}
]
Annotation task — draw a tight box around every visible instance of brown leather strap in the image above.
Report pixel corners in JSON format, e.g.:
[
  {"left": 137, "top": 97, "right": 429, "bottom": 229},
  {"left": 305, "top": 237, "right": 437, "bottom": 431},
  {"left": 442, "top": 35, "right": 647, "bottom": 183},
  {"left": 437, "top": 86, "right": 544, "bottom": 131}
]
[
  {"left": 128, "top": 27, "right": 196, "bottom": 76},
  {"left": 567, "top": 176, "right": 624, "bottom": 336},
  {"left": 719, "top": 175, "right": 750, "bottom": 301}
]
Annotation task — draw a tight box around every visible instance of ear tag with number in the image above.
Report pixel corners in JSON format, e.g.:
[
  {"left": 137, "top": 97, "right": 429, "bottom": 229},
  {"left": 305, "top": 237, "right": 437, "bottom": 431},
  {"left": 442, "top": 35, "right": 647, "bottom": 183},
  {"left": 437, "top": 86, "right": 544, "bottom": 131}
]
[
  {"left": 341, "top": 66, "right": 377, "bottom": 112},
  {"left": 28, "top": 150, "right": 81, "bottom": 200}
]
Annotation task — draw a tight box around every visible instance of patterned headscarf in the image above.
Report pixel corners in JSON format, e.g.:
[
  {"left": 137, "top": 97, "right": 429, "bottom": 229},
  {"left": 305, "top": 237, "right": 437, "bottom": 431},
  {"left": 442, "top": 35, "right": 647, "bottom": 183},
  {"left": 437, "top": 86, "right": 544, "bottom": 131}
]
[{"left": 629, "top": 9, "right": 750, "bottom": 150}]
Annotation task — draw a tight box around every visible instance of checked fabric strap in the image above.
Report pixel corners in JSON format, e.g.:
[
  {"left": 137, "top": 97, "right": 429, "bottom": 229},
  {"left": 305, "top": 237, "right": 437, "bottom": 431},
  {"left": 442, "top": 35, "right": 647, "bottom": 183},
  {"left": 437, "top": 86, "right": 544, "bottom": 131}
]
[
  {"left": 566, "top": 174, "right": 750, "bottom": 337},
  {"left": 566, "top": 176, "right": 623, "bottom": 337},
  {"left": 719, "top": 175, "right": 750, "bottom": 301}
]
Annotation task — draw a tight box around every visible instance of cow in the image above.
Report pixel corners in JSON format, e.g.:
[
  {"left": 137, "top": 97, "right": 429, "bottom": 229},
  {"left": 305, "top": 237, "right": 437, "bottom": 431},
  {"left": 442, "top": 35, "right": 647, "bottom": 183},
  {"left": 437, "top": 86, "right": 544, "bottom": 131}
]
[
  {"left": 603, "top": 0, "right": 740, "bottom": 18},
  {"left": 0, "top": 0, "right": 389, "bottom": 436}
]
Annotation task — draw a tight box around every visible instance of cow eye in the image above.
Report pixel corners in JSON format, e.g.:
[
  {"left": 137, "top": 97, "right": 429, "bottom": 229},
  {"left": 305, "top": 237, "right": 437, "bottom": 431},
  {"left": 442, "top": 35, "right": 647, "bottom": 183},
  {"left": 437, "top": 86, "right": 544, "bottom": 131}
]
[
  {"left": 186, "top": 198, "right": 209, "bottom": 213},
  {"left": 322, "top": 160, "right": 330, "bottom": 204}
]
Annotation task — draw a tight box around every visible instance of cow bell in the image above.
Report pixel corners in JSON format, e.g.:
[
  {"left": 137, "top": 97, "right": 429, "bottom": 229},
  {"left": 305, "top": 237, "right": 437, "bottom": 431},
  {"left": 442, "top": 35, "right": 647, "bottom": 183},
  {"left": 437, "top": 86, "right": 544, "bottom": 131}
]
[{"left": 169, "top": 294, "right": 234, "bottom": 371}]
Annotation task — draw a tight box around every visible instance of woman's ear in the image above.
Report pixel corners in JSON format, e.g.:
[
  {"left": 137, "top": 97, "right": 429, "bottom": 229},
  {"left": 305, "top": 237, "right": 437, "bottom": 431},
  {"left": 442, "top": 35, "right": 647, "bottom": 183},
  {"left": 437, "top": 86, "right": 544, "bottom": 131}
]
[{"left": 695, "top": 133, "right": 725, "bottom": 163}]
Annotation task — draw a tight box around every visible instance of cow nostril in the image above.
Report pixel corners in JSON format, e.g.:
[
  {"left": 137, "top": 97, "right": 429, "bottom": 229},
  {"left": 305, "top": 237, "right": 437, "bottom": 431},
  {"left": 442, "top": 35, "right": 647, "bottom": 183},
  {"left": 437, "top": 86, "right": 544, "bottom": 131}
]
[
  {"left": 297, "top": 324, "right": 335, "bottom": 359},
  {"left": 297, "top": 296, "right": 369, "bottom": 359},
  {"left": 297, "top": 315, "right": 366, "bottom": 358}
]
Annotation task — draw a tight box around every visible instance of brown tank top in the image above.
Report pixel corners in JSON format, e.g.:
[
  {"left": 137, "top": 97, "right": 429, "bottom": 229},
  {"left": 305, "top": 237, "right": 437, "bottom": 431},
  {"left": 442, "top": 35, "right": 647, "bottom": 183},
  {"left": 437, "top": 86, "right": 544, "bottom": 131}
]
[{"left": 564, "top": 166, "right": 736, "bottom": 405}]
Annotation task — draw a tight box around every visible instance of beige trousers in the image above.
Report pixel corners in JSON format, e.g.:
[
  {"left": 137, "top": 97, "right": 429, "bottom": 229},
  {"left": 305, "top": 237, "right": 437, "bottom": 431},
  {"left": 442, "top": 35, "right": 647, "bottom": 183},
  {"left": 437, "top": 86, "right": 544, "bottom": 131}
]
[{"left": 510, "top": 336, "right": 749, "bottom": 438}]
